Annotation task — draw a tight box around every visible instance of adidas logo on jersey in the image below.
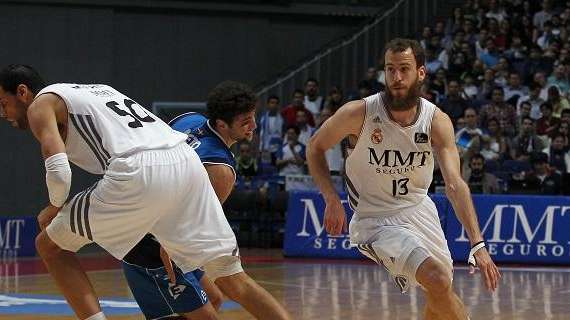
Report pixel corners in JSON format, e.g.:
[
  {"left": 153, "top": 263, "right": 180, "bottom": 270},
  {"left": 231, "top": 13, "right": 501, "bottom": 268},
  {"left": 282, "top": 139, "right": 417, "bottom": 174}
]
[
  {"left": 372, "top": 116, "right": 382, "bottom": 123},
  {"left": 168, "top": 283, "right": 187, "bottom": 300}
]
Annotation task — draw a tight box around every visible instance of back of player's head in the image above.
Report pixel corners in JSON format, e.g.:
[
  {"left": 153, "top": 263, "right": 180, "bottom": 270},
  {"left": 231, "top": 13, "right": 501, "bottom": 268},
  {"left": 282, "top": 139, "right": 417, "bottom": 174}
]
[
  {"left": 207, "top": 81, "right": 257, "bottom": 125},
  {"left": 384, "top": 38, "right": 425, "bottom": 68},
  {"left": 0, "top": 64, "right": 46, "bottom": 95}
]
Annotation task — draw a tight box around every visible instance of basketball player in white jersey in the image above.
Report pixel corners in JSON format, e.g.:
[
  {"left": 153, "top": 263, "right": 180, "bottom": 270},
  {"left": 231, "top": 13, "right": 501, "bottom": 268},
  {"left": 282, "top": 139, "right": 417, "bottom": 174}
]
[
  {"left": 307, "top": 39, "right": 500, "bottom": 320},
  {"left": 0, "top": 64, "right": 256, "bottom": 320}
]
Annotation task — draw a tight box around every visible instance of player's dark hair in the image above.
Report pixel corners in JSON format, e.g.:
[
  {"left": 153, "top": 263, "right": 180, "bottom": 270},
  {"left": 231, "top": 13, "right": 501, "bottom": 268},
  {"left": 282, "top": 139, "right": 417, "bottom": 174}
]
[
  {"left": 0, "top": 64, "right": 46, "bottom": 95},
  {"left": 207, "top": 81, "right": 257, "bottom": 125},
  {"left": 384, "top": 38, "right": 426, "bottom": 68}
]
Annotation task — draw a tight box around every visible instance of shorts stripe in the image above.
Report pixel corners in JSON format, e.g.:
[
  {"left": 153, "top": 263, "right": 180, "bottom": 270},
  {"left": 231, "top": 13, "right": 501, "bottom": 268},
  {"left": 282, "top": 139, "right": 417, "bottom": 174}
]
[
  {"left": 76, "top": 190, "right": 86, "bottom": 237},
  {"left": 69, "top": 190, "right": 87, "bottom": 233},
  {"left": 347, "top": 192, "right": 359, "bottom": 208},
  {"left": 358, "top": 244, "right": 381, "bottom": 265},
  {"left": 83, "top": 183, "right": 97, "bottom": 240}
]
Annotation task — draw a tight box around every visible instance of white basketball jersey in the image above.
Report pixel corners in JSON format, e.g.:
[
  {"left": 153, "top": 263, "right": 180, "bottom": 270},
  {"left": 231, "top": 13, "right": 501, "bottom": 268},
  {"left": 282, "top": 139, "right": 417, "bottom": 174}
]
[
  {"left": 35, "top": 84, "right": 187, "bottom": 174},
  {"left": 345, "top": 92, "right": 436, "bottom": 217}
]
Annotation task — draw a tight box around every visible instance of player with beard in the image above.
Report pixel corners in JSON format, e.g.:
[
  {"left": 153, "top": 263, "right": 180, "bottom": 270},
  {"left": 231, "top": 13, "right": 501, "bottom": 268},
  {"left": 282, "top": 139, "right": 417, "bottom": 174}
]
[
  {"left": 121, "top": 81, "right": 291, "bottom": 320},
  {"left": 307, "top": 38, "right": 500, "bottom": 320}
]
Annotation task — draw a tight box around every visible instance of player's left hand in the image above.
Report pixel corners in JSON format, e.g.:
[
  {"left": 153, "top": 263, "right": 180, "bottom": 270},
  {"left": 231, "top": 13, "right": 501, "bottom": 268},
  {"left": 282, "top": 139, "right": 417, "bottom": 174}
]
[
  {"left": 469, "top": 246, "right": 501, "bottom": 292},
  {"left": 37, "top": 205, "right": 60, "bottom": 230},
  {"left": 159, "top": 246, "right": 176, "bottom": 285}
]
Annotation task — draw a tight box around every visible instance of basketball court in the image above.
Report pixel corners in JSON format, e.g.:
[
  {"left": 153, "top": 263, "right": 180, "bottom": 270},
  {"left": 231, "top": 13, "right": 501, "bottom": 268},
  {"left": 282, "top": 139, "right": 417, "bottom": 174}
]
[{"left": 0, "top": 250, "right": 569, "bottom": 320}]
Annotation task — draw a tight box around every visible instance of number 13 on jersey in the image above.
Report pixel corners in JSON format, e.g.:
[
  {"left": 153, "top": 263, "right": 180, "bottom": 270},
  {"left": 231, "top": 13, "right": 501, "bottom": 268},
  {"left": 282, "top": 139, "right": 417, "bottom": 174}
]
[{"left": 392, "top": 178, "right": 409, "bottom": 197}]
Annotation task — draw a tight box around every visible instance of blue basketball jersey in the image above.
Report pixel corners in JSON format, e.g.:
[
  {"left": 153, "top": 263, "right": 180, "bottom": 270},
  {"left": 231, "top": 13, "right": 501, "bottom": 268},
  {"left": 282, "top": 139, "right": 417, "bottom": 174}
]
[{"left": 170, "top": 112, "right": 236, "bottom": 180}]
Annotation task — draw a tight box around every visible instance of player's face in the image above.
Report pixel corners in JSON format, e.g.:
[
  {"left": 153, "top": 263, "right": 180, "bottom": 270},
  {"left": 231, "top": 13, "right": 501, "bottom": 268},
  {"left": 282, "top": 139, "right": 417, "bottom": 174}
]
[
  {"left": 384, "top": 48, "right": 426, "bottom": 111},
  {"left": 0, "top": 86, "right": 29, "bottom": 130},
  {"left": 229, "top": 110, "right": 256, "bottom": 142}
]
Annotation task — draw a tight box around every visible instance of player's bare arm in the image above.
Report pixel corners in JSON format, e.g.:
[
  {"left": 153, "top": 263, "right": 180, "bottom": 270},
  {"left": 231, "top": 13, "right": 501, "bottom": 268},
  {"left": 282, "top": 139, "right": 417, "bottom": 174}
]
[
  {"left": 205, "top": 164, "right": 236, "bottom": 203},
  {"left": 27, "top": 93, "right": 71, "bottom": 228},
  {"left": 431, "top": 108, "right": 501, "bottom": 291},
  {"left": 307, "top": 99, "right": 364, "bottom": 235}
]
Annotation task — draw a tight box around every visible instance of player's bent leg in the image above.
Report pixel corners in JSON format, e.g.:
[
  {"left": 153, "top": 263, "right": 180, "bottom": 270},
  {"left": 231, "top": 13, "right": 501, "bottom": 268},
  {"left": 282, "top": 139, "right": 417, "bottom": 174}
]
[
  {"left": 36, "top": 230, "right": 102, "bottom": 320},
  {"left": 214, "top": 271, "right": 291, "bottom": 320},
  {"left": 200, "top": 275, "right": 224, "bottom": 311},
  {"left": 416, "top": 257, "right": 468, "bottom": 320}
]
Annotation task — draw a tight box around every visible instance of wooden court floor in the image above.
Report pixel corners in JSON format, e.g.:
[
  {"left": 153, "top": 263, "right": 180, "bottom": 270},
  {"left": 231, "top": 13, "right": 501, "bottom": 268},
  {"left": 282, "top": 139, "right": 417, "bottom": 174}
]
[{"left": 0, "top": 251, "right": 569, "bottom": 320}]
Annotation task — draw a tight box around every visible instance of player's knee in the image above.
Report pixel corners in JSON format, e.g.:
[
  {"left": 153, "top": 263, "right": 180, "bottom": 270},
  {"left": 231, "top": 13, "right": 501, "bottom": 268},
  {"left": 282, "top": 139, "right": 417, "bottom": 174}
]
[
  {"left": 422, "top": 269, "right": 452, "bottom": 296},
  {"left": 35, "top": 231, "right": 63, "bottom": 259},
  {"left": 215, "top": 272, "right": 250, "bottom": 302}
]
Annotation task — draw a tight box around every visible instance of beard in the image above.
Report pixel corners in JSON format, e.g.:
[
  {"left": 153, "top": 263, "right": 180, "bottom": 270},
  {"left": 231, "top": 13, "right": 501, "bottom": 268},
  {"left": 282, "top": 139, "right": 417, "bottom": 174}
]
[{"left": 385, "top": 77, "right": 422, "bottom": 111}]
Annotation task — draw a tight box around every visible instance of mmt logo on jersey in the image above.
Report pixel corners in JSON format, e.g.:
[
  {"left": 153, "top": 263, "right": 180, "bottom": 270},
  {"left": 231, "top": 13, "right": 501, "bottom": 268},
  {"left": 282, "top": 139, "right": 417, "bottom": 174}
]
[
  {"left": 445, "top": 195, "right": 570, "bottom": 264},
  {"left": 284, "top": 192, "right": 363, "bottom": 259}
]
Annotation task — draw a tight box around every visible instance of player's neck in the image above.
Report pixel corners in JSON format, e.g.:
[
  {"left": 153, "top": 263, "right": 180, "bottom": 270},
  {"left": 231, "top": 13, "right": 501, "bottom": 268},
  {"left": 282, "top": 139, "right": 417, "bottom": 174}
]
[
  {"left": 213, "top": 123, "right": 236, "bottom": 147},
  {"left": 387, "top": 104, "right": 419, "bottom": 127}
]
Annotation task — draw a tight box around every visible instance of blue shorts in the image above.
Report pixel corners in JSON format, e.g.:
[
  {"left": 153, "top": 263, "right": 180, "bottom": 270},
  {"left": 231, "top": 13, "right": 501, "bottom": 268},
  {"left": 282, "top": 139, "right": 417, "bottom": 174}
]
[{"left": 122, "top": 261, "right": 208, "bottom": 320}]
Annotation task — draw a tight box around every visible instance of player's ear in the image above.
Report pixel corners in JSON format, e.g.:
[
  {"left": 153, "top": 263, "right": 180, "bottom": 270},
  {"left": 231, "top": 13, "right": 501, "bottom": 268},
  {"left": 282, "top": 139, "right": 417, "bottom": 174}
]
[
  {"left": 16, "top": 84, "right": 30, "bottom": 102},
  {"left": 417, "top": 65, "right": 427, "bottom": 83},
  {"left": 215, "top": 119, "right": 228, "bottom": 129}
]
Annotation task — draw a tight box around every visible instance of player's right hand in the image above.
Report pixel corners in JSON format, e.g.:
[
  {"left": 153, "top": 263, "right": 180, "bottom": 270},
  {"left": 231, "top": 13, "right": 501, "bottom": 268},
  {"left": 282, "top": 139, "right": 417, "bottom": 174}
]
[
  {"left": 324, "top": 199, "right": 347, "bottom": 236},
  {"left": 37, "top": 205, "right": 60, "bottom": 230}
]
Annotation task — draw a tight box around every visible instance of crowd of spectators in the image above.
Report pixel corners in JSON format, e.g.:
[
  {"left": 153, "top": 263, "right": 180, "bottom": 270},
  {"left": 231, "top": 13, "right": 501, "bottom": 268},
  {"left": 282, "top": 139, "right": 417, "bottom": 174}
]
[{"left": 235, "top": 0, "right": 570, "bottom": 195}]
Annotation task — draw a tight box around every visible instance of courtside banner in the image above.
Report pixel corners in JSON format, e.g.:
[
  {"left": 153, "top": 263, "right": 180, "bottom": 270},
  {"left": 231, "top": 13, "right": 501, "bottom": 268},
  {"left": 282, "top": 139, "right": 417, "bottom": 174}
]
[
  {"left": 284, "top": 191, "right": 363, "bottom": 258},
  {"left": 0, "top": 216, "right": 37, "bottom": 257},
  {"left": 445, "top": 195, "right": 570, "bottom": 264}
]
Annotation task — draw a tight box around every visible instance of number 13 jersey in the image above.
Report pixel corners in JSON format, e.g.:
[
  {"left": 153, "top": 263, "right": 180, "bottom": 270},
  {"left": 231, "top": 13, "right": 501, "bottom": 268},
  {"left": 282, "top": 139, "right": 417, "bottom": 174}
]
[
  {"left": 344, "top": 92, "right": 436, "bottom": 217},
  {"left": 35, "top": 84, "right": 187, "bottom": 174}
]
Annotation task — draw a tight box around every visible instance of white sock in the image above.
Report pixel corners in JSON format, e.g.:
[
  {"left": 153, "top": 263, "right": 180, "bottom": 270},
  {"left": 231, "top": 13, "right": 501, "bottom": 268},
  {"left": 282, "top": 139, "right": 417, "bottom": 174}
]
[{"left": 84, "top": 312, "right": 107, "bottom": 320}]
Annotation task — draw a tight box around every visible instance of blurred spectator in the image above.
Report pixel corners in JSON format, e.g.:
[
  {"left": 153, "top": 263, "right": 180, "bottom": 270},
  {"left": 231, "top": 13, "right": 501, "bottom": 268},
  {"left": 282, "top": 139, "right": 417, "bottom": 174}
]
[
  {"left": 537, "top": 21, "right": 557, "bottom": 50},
  {"left": 553, "top": 121, "right": 570, "bottom": 146},
  {"left": 504, "top": 72, "right": 529, "bottom": 105},
  {"left": 259, "top": 95, "right": 284, "bottom": 159},
  {"left": 547, "top": 64, "right": 570, "bottom": 93},
  {"left": 276, "top": 126, "right": 306, "bottom": 176},
  {"left": 365, "top": 67, "right": 383, "bottom": 93},
  {"left": 480, "top": 38, "right": 501, "bottom": 68},
  {"left": 516, "top": 101, "right": 533, "bottom": 130},
  {"left": 447, "top": 7, "right": 465, "bottom": 35},
  {"left": 533, "top": 0, "right": 555, "bottom": 31},
  {"left": 543, "top": 133, "right": 570, "bottom": 173},
  {"left": 546, "top": 85, "right": 570, "bottom": 118},
  {"left": 486, "top": 0, "right": 507, "bottom": 23},
  {"left": 477, "top": 68, "right": 497, "bottom": 100},
  {"left": 517, "top": 82, "right": 545, "bottom": 119},
  {"left": 462, "top": 74, "right": 479, "bottom": 99},
  {"left": 462, "top": 153, "right": 501, "bottom": 194},
  {"left": 560, "top": 109, "right": 570, "bottom": 126},
  {"left": 324, "top": 86, "right": 344, "bottom": 112},
  {"left": 480, "top": 118, "right": 509, "bottom": 162},
  {"left": 236, "top": 141, "right": 258, "bottom": 178},
  {"left": 456, "top": 116, "right": 466, "bottom": 131},
  {"left": 304, "top": 78, "right": 324, "bottom": 118},
  {"left": 316, "top": 107, "right": 344, "bottom": 175},
  {"left": 426, "top": 47, "right": 444, "bottom": 74},
  {"left": 281, "top": 89, "right": 315, "bottom": 128},
  {"left": 492, "top": 57, "right": 510, "bottom": 87},
  {"left": 419, "top": 26, "right": 432, "bottom": 49},
  {"left": 295, "top": 109, "right": 315, "bottom": 146},
  {"left": 354, "top": 80, "right": 372, "bottom": 99},
  {"left": 527, "top": 151, "right": 563, "bottom": 194},
  {"left": 479, "top": 87, "right": 516, "bottom": 128},
  {"left": 456, "top": 107, "right": 486, "bottom": 165},
  {"left": 510, "top": 116, "right": 547, "bottom": 161},
  {"left": 504, "top": 35, "right": 528, "bottom": 62},
  {"left": 432, "top": 68, "right": 447, "bottom": 96},
  {"left": 523, "top": 48, "right": 553, "bottom": 84},
  {"left": 536, "top": 102, "right": 559, "bottom": 137},
  {"left": 448, "top": 51, "right": 470, "bottom": 79},
  {"left": 420, "top": 81, "right": 439, "bottom": 104},
  {"left": 440, "top": 79, "right": 470, "bottom": 125}
]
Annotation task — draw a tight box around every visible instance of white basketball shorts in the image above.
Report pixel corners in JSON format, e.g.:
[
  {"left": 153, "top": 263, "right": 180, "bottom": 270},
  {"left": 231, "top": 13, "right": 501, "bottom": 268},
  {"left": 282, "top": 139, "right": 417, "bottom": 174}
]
[
  {"left": 46, "top": 143, "right": 240, "bottom": 274},
  {"left": 349, "top": 196, "right": 453, "bottom": 293}
]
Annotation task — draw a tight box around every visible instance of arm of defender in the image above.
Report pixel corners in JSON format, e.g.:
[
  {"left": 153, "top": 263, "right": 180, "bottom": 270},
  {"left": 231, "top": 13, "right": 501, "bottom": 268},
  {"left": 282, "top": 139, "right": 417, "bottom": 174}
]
[
  {"left": 431, "top": 109, "right": 500, "bottom": 291},
  {"left": 205, "top": 164, "right": 235, "bottom": 204},
  {"left": 307, "top": 100, "right": 365, "bottom": 235}
]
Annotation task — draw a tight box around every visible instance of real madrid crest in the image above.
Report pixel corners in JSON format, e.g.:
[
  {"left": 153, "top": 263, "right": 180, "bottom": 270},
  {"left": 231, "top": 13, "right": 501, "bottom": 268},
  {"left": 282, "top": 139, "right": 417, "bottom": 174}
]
[{"left": 370, "top": 128, "right": 383, "bottom": 144}]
